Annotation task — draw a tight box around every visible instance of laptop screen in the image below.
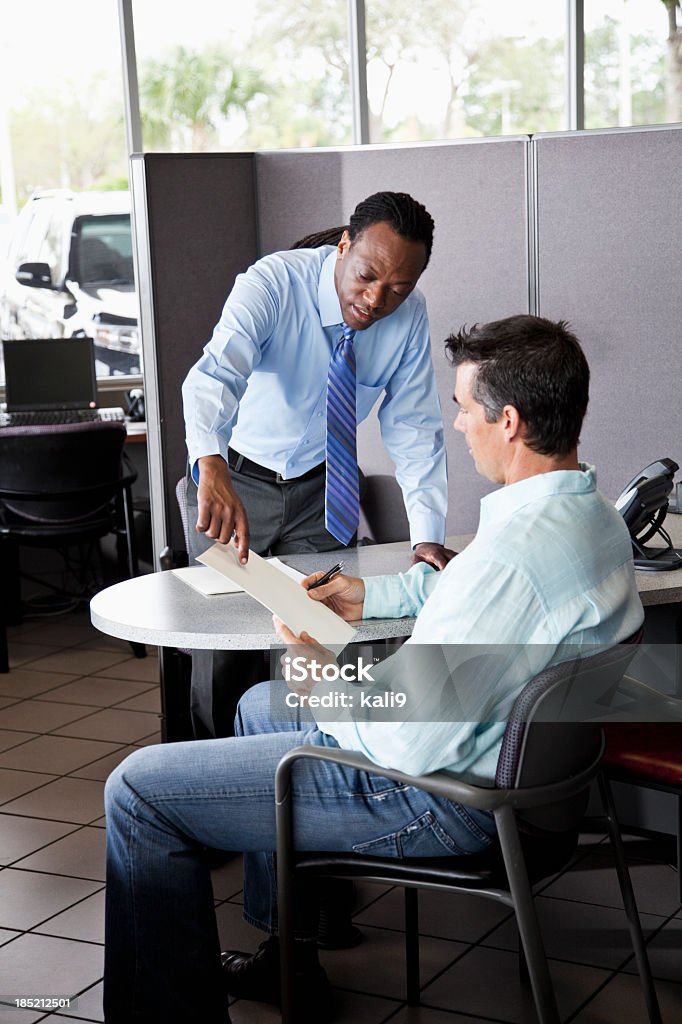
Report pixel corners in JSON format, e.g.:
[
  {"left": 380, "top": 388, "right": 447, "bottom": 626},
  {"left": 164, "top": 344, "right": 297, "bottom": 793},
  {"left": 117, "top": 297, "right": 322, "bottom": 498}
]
[{"left": 3, "top": 338, "right": 98, "bottom": 412}]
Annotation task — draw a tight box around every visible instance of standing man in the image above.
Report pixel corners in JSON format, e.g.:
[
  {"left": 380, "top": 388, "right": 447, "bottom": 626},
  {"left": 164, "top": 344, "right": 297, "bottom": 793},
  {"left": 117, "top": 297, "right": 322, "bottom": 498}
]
[{"left": 182, "top": 191, "right": 452, "bottom": 737}]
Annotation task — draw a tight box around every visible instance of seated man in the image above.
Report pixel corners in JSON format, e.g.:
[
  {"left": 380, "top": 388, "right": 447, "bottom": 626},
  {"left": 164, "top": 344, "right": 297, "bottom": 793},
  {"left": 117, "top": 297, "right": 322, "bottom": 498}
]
[{"left": 103, "top": 314, "right": 643, "bottom": 1024}]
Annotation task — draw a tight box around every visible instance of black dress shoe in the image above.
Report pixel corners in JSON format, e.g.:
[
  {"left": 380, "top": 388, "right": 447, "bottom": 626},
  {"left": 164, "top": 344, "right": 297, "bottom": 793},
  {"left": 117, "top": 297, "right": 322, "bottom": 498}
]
[
  {"left": 221, "top": 937, "right": 333, "bottom": 1022},
  {"left": 221, "top": 938, "right": 280, "bottom": 1003}
]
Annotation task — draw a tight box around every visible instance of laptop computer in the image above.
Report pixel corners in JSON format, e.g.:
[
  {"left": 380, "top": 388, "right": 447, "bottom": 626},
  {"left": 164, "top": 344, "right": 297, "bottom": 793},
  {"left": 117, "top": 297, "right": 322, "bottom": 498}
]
[{"left": 1, "top": 338, "right": 124, "bottom": 426}]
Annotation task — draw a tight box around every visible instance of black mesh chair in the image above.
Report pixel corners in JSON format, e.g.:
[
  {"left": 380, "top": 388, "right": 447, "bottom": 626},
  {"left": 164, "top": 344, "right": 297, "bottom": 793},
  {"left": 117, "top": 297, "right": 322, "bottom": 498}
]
[
  {"left": 0, "top": 420, "right": 142, "bottom": 672},
  {"left": 357, "top": 472, "right": 410, "bottom": 545},
  {"left": 276, "top": 634, "right": 662, "bottom": 1024}
]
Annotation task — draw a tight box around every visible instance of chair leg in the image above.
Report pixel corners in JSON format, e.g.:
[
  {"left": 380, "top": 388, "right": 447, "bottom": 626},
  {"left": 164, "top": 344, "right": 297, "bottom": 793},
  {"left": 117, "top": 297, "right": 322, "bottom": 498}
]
[
  {"left": 677, "top": 794, "right": 682, "bottom": 907},
  {"left": 404, "top": 887, "right": 420, "bottom": 1005},
  {"left": 121, "top": 484, "right": 139, "bottom": 578},
  {"left": 0, "top": 537, "right": 20, "bottom": 673},
  {"left": 276, "top": 760, "right": 296, "bottom": 1024},
  {"left": 495, "top": 805, "right": 560, "bottom": 1024},
  {"left": 518, "top": 936, "right": 531, "bottom": 985},
  {"left": 598, "top": 774, "right": 662, "bottom": 1024},
  {"left": 2, "top": 538, "right": 22, "bottom": 626},
  {"left": 0, "top": 622, "right": 8, "bottom": 674}
]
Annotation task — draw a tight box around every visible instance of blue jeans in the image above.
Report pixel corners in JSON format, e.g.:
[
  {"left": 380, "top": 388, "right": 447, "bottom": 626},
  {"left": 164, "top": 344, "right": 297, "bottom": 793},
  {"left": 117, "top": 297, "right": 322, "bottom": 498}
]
[{"left": 103, "top": 682, "right": 497, "bottom": 1023}]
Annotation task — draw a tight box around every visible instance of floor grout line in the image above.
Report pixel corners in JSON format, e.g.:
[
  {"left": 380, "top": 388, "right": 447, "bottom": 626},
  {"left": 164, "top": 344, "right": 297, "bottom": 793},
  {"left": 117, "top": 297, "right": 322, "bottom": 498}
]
[{"left": 2, "top": 609, "right": 681, "bottom": 1023}]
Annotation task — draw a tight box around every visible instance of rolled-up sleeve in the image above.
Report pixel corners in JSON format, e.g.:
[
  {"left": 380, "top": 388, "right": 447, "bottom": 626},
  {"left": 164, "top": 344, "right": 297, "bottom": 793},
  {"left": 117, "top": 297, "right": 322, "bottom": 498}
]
[{"left": 362, "top": 562, "right": 440, "bottom": 619}]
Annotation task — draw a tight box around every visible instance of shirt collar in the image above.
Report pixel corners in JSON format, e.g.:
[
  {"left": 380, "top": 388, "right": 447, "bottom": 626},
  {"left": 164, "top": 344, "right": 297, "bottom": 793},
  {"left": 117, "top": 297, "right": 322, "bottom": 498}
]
[
  {"left": 319, "top": 251, "right": 343, "bottom": 327},
  {"left": 478, "top": 463, "right": 597, "bottom": 530}
]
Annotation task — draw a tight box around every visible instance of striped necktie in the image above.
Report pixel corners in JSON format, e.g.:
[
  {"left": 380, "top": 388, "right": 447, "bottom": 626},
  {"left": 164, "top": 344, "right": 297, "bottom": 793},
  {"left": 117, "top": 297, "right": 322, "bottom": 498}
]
[{"left": 325, "top": 324, "right": 359, "bottom": 546}]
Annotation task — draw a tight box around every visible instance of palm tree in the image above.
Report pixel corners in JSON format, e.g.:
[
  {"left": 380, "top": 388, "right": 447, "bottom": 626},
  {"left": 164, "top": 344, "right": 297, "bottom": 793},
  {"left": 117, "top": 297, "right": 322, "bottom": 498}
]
[{"left": 140, "top": 45, "right": 265, "bottom": 151}]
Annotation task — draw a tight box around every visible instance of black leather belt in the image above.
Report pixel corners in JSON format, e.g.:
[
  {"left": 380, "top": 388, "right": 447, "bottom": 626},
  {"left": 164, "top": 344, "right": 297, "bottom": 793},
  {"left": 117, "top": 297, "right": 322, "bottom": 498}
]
[{"left": 227, "top": 448, "right": 325, "bottom": 484}]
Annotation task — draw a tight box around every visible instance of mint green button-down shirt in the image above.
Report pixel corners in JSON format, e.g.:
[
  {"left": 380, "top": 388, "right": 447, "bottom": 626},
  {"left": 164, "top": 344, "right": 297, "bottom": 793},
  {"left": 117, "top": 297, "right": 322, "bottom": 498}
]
[{"left": 317, "top": 466, "right": 644, "bottom": 783}]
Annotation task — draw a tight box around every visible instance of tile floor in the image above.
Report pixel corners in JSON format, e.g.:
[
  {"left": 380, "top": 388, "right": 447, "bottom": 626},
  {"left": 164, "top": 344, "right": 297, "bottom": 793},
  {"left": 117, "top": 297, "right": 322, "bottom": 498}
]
[{"left": 0, "top": 608, "right": 680, "bottom": 1023}]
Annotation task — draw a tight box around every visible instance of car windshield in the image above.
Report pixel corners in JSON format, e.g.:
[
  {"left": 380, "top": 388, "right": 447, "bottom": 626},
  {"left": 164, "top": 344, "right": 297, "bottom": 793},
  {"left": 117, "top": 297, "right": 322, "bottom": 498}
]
[{"left": 74, "top": 214, "right": 134, "bottom": 285}]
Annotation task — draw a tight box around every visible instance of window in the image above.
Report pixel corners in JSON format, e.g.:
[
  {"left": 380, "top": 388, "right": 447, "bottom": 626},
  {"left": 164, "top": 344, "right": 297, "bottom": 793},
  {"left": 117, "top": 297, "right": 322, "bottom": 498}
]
[
  {"left": 585, "top": 0, "right": 677, "bottom": 129},
  {"left": 0, "top": 1, "right": 131, "bottom": 383},
  {"left": 131, "top": 0, "right": 352, "bottom": 151},
  {"left": 364, "top": 1, "right": 566, "bottom": 142},
  {"left": 1, "top": 0, "right": 679, "bottom": 389}
]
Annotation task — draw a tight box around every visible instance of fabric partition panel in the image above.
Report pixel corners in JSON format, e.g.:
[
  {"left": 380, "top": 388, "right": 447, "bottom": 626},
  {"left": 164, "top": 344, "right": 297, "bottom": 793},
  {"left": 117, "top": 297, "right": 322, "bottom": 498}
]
[
  {"left": 256, "top": 139, "right": 531, "bottom": 538},
  {"left": 533, "top": 126, "right": 682, "bottom": 503},
  {"left": 254, "top": 151, "right": 346, "bottom": 255},
  {"left": 131, "top": 153, "right": 258, "bottom": 559},
  {"left": 133, "top": 140, "right": 531, "bottom": 558}
]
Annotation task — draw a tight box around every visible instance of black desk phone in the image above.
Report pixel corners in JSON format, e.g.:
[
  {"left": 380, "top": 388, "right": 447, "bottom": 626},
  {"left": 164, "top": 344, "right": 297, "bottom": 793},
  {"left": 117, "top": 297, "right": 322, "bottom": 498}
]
[{"left": 615, "top": 458, "right": 682, "bottom": 570}]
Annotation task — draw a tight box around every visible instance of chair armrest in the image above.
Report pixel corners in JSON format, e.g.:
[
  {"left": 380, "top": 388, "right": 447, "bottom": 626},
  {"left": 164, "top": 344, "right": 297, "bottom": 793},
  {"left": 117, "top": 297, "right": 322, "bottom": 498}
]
[
  {"left": 614, "top": 675, "right": 682, "bottom": 721},
  {"left": 274, "top": 743, "right": 602, "bottom": 815}
]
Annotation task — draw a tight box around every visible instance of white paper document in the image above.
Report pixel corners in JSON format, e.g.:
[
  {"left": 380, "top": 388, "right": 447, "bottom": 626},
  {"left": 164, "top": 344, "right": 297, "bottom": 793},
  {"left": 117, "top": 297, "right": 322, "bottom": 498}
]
[
  {"left": 171, "top": 557, "right": 305, "bottom": 597},
  {"left": 196, "top": 543, "right": 356, "bottom": 648},
  {"left": 171, "top": 565, "right": 243, "bottom": 596}
]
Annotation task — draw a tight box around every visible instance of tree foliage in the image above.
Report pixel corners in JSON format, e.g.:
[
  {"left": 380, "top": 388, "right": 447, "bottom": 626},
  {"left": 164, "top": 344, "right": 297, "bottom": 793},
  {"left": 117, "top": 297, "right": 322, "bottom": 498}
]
[
  {"left": 660, "top": 0, "right": 682, "bottom": 120},
  {"left": 4, "top": 0, "right": 680, "bottom": 206},
  {"left": 10, "top": 82, "right": 127, "bottom": 203},
  {"left": 139, "top": 45, "right": 266, "bottom": 151}
]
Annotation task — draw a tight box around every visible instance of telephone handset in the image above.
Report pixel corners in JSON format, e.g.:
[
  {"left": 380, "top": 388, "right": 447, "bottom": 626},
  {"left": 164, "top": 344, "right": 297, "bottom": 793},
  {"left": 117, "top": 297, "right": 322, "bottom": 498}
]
[{"left": 615, "top": 458, "right": 682, "bottom": 570}]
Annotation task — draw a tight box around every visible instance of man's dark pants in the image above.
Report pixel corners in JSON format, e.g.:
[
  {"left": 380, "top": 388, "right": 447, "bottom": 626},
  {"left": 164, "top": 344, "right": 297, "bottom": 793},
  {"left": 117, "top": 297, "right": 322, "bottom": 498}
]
[{"left": 186, "top": 453, "right": 349, "bottom": 738}]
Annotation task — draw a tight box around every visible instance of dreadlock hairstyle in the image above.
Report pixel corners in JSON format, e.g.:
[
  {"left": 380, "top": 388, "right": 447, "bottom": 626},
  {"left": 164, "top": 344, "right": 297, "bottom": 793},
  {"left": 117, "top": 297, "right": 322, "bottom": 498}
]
[
  {"left": 349, "top": 192, "right": 434, "bottom": 267},
  {"left": 291, "top": 226, "right": 348, "bottom": 249},
  {"left": 291, "top": 191, "right": 434, "bottom": 268}
]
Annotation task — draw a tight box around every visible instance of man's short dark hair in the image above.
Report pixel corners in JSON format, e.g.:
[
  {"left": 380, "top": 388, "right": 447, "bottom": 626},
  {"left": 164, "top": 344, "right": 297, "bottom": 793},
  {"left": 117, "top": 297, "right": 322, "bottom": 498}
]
[{"left": 445, "top": 314, "right": 590, "bottom": 457}]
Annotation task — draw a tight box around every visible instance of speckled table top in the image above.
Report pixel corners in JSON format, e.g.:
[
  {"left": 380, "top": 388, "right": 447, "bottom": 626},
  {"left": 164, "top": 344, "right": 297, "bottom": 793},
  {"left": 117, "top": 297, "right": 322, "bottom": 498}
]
[{"left": 91, "top": 519, "right": 682, "bottom": 649}]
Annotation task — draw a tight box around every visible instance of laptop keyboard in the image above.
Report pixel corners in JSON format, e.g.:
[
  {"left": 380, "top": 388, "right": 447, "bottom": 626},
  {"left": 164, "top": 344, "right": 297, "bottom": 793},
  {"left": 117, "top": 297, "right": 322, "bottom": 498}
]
[{"left": 0, "top": 407, "right": 126, "bottom": 427}]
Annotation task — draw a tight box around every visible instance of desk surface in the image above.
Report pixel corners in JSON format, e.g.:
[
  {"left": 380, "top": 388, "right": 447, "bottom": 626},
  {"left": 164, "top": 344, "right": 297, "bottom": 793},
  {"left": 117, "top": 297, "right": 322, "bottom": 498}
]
[
  {"left": 91, "top": 520, "right": 682, "bottom": 650},
  {"left": 91, "top": 542, "right": 420, "bottom": 649},
  {"left": 124, "top": 419, "right": 147, "bottom": 443}
]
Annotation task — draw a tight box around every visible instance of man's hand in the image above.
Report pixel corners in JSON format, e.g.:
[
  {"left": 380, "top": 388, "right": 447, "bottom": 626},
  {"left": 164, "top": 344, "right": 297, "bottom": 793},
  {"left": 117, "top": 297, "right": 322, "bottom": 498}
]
[
  {"left": 273, "top": 616, "right": 338, "bottom": 698},
  {"left": 195, "top": 455, "right": 250, "bottom": 562},
  {"left": 411, "top": 542, "right": 457, "bottom": 571},
  {"left": 302, "top": 571, "right": 365, "bottom": 621}
]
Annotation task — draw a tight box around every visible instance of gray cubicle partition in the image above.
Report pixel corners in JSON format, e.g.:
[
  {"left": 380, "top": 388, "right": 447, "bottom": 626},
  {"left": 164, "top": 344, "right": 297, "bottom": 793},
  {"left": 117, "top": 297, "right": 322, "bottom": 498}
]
[
  {"left": 131, "top": 154, "right": 259, "bottom": 556},
  {"left": 533, "top": 125, "right": 682, "bottom": 839},
  {"left": 257, "top": 140, "right": 531, "bottom": 538},
  {"left": 533, "top": 125, "right": 682, "bottom": 502},
  {"left": 133, "top": 139, "right": 530, "bottom": 560}
]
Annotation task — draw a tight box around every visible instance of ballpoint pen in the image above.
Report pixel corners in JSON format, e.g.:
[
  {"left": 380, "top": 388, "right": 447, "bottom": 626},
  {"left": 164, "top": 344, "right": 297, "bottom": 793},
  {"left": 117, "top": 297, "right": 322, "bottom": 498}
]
[{"left": 307, "top": 560, "right": 344, "bottom": 590}]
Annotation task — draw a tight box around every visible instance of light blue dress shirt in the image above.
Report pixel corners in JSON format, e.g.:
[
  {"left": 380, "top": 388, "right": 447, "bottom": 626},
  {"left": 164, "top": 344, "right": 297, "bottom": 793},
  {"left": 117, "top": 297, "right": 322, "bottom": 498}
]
[
  {"left": 182, "top": 246, "right": 447, "bottom": 545},
  {"left": 317, "top": 466, "right": 644, "bottom": 782}
]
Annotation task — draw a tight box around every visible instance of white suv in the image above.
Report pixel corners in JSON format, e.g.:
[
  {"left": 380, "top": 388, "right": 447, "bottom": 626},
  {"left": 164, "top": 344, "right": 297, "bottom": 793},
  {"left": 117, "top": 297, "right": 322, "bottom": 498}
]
[{"left": 0, "top": 189, "right": 140, "bottom": 376}]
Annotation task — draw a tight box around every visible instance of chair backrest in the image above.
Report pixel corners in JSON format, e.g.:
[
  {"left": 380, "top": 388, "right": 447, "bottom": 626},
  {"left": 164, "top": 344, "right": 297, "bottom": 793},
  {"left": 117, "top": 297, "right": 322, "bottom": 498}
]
[
  {"left": 175, "top": 475, "right": 190, "bottom": 552},
  {"left": 0, "top": 421, "right": 128, "bottom": 523},
  {"left": 495, "top": 634, "right": 642, "bottom": 832},
  {"left": 359, "top": 473, "right": 409, "bottom": 544}
]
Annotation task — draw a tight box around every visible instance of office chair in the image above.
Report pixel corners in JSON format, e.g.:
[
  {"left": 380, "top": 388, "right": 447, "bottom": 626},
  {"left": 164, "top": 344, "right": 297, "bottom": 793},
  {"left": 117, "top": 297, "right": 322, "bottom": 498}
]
[
  {"left": 603, "top": 669, "right": 682, "bottom": 903},
  {"left": 0, "top": 420, "right": 142, "bottom": 672},
  {"left": 276, "top": 635, "right": 662, "bottom": 1024},
  {"left": 357, "top": 472, "right": 409, "bottom": 545}
]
